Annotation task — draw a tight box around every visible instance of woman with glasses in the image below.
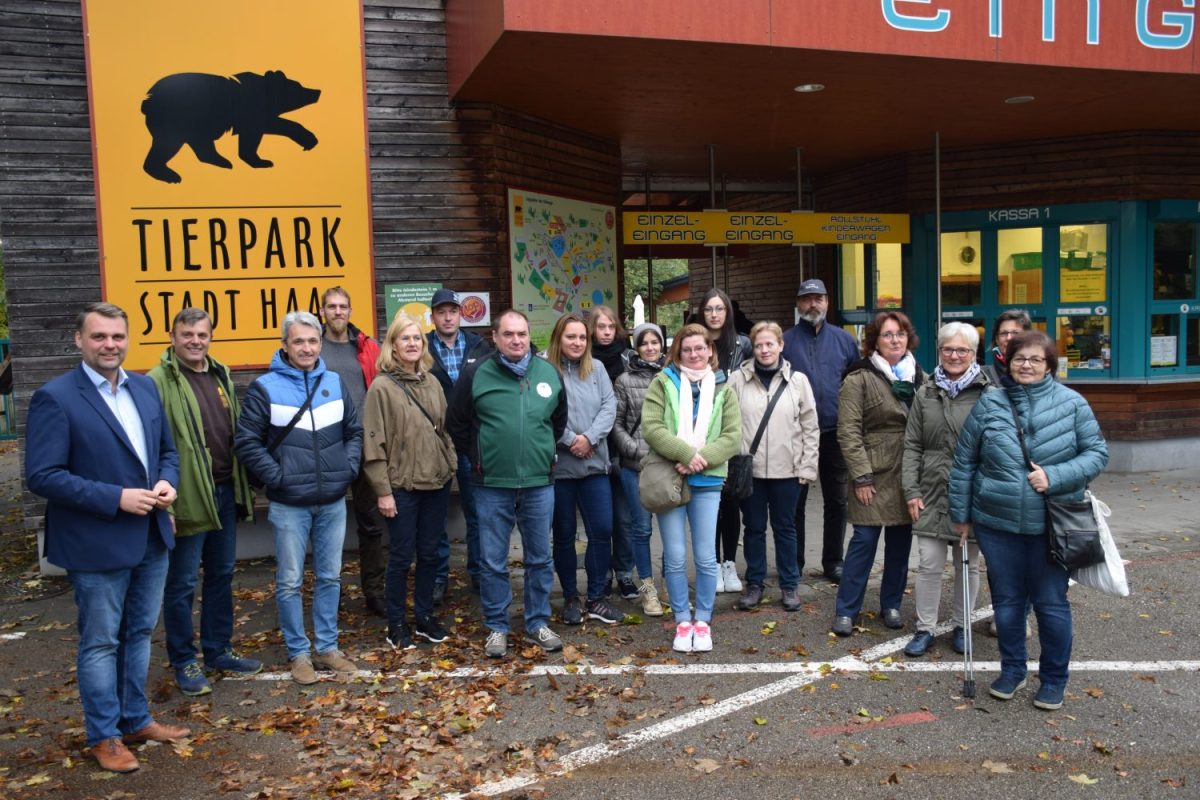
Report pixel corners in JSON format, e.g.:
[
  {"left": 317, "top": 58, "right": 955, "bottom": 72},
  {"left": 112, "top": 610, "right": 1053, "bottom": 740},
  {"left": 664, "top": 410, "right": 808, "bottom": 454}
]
[
  {"left": 693, "top": 288, "right": 752, "bottom": 594},
  {"left": 900, "top": 323, "right": 990, "bottom": 657},
  {"left": 642, "top": 323, "right": 741, "bottom": 652},
  {"left": 950, "top": 331, "right": 1107, "bottom": 711},
  {"left": 544, "top": 312, "right": 622, "bottom": 627},
  {"left": 831, "top": 311, "right": 925, "bottom": 637},
  {"left": 983, "top": 309, "right": 1032, "bottom": 384},
  {"left": 728, "top": 321, "right": 819, "bottom": 613}
]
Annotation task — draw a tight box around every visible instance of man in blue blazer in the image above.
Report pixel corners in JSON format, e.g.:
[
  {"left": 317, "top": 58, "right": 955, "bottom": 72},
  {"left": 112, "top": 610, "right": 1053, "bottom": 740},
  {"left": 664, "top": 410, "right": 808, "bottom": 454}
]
[{"left": 25, "top": 302, "right": 189, "bottom": 773}]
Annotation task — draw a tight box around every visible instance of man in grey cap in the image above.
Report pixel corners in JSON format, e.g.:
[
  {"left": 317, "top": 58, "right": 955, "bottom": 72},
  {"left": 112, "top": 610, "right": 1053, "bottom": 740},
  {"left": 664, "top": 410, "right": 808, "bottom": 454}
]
[
  {"left": 427, "top": 287, "right": 492, "bottom": 602},
  {"left": 781, "top": 278, "right": 859, "bottom": 585}
]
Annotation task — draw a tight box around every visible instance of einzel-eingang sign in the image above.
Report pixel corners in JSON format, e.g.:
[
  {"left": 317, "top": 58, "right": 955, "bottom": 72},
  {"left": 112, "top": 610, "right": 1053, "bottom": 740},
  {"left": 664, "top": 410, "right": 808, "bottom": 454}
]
[{"left": 622, "top": 211, "right": 910, "bottom": 246}]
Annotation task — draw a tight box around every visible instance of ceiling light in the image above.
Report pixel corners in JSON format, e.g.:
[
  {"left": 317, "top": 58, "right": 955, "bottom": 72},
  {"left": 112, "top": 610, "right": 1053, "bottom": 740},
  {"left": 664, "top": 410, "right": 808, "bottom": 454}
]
[
  {"left": 1004, "top": 95, "right": 1035, "bottom": 104},
  {"left": 793, "top": 83, "right": 825, "bottom": 93}
]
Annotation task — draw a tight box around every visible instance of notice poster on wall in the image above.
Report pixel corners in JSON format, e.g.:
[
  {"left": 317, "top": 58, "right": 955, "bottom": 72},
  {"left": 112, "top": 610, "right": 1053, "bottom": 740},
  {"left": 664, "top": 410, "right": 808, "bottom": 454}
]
[
  {"left": 82, "top": 0, "right": 375, "bottom": 370},
  {"left": 384, "top": 283, "right": 441, "bottom": 334},
  {"left": 508, "top": 188, "right": 618, "bottom": 351},
  {"left": 1151, "top": 335, "right": 1178, "bottom": 367}
]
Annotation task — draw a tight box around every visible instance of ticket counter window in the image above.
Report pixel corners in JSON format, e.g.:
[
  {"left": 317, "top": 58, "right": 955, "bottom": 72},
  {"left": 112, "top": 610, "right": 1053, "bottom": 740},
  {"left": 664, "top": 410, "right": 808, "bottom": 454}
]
[
  {"left": 1154, "top": 222, "right": 1196, "bottom": 301},
  {"left": 1058, "top": 315, "right": 1111, "bottom": 372},
  {"left": 941, "top": 230, "right": 981, "bottom": 306},
  {"left": 997, "top": 227, "right": 1042, "bottom": 305},
  {"left": 1059, "top": 224, "right": 1108, "bottom": 304}
]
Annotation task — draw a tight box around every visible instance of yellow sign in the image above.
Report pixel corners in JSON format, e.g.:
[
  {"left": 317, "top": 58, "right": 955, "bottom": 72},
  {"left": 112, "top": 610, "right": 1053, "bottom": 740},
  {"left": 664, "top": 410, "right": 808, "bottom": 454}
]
[
  {"left": 623, "top": 211, "right": 910, "bottom": 245},
  {"left": 1060, "top": 269, "right": 1106, "bottom": 303},
  {"left": 83, "top": 0, "right": 375, "bottom": 370}
]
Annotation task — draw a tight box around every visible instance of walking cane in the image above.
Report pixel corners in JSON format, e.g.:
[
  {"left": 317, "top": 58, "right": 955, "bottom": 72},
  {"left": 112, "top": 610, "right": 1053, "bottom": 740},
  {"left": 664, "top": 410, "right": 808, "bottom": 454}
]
[{"left": 961, "top": 542, "right": 976, "bottom": 698}]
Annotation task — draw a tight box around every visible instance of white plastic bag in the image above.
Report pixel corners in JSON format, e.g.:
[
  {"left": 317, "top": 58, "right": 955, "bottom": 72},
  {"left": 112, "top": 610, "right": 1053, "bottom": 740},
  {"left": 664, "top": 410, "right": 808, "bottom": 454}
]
[{"left": 1070, "top": 492, "right": 1129, "bottom": 597}]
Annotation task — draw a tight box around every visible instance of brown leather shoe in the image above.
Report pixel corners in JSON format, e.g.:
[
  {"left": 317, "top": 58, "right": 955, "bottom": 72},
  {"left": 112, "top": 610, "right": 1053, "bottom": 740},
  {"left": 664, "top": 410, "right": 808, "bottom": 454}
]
[
  {"left": 122, "top": 720, "right": 191, "bottom": 744},
  {"left": 87, "top": 737, "right": 140, "bottom": 773}
]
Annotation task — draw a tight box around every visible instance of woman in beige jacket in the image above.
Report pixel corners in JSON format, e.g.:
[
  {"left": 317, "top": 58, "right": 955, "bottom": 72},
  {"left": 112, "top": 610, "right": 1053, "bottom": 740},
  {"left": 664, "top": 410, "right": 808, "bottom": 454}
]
[
  {"left": 362, "top": 314, "right": 457, "bottom": 652},
  {"left": 728, "top": 321, "right": 820, "bottom": 612}
]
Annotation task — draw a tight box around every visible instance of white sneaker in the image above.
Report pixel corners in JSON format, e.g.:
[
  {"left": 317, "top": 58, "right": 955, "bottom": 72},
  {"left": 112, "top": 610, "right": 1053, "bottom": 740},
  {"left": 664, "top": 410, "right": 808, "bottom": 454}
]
[
  {"left": 715, "top": 565, "right": 725, "bottom": 593},
  {"left": 692, "top": 621, "right": 713, "bottom": 652},
  {"left": 673, "top": 621, "right": 695, "bottom": 652},
  {"left": 722, "top": 561, "right": 742, "bottom": 593}
]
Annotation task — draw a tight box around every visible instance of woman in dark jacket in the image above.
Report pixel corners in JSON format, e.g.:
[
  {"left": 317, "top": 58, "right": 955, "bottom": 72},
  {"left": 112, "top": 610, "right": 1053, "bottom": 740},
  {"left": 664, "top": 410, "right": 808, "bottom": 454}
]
[
  {"left": 611, "top": 322, "right": 667, "bottom": 616},
  {"left": 590, "top": 305, "right": 638, "bottom": 601},
  {"left": 982, "top": 308, "right": 1032, "bottom": 384},
  {"left": 950, "top": 330, "right": 1108, "bottom": 711},
  {"left": 693, "top": 288, "right": 751, "bottom": 593},
  {"left": 901, "top": 322, "right": 990, "bottom": 657},
  {"left": 831, "top": 311, "right": 925, "bottom": 637}
]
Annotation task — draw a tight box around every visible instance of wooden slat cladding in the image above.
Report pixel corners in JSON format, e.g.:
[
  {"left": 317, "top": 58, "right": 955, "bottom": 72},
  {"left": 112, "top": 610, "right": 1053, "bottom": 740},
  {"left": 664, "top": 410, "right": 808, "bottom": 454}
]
[
  {"left": 1072, "top": 383, "right": 1200, "bottom": 441},
  {"left": 1, "top": 1, "right": 620, "bottom": 529}
]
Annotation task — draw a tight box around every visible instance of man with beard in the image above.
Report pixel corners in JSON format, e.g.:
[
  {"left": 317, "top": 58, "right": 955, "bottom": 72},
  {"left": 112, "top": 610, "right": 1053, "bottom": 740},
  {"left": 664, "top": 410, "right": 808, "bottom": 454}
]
[
  {"left": 320, "top": 287, "right": 385, "bottom": 617},
  {"left": 781, "top": 279, "right": 859, "bottom": 586}
]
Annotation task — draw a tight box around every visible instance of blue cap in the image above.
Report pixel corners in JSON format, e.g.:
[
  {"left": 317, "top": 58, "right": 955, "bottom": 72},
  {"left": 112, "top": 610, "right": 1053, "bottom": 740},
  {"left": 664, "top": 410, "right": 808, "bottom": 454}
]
[{"left": 430, "top": 288, "right": 459, "bottom": 308}]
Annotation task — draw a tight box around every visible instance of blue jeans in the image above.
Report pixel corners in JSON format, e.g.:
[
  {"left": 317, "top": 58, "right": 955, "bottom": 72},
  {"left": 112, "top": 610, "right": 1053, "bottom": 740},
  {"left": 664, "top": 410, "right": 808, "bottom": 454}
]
[
  {"left": 552, "top": 474, "right": 613, "bottom": 601},
  {"left": 620, "top": 467, "right": 655, "bottom": 579},
  {"left": 386, "top": 483, "right": 450, "bottom": 624},
  {"left": 975, "top": 522, "right": 1073, "bottom": 688},
  {"left": 436, "top": 453, "right": 480, "bottom": 584},
  {"left": 658, "top": 488, "right": 721, "bottom": 623},
  {"left": 68, "top": 528, "right": 169, "bottom": 747},
  {"left": 475, "top": 484, "right": 554, "bottom": 635},
  {"left": 741, "top": 478, "right": 802, "bottom": 589},
  {"left": 163, "top": 481, "right": 237, "bottom": 668},
  {"left": 834, "top": 523, "right": 913, "bottom": 618},
  {"left": 609, "top": 469, "right": 633, "bottom": 577},
  {"left": 268, "top": 499, "right": 346, "bottom": 659}
]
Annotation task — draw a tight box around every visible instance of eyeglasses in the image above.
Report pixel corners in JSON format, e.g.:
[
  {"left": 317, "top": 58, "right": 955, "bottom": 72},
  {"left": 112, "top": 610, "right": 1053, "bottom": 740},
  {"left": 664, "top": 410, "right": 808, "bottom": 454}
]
[
  {"left": 879, "top": 331, "right": 908, "bottom": 340},
  {"left": 703, "top": 305, "right": 726, "bottom": 315},
  {"left": 1012, "top": 355, "right": 1046, "bottom": 366},
  {"left": 996, "top": 330, "right": 1021, "bottom": 339},
  {"left": 939, "top": 347, "right": 972, "bottom": 358}
]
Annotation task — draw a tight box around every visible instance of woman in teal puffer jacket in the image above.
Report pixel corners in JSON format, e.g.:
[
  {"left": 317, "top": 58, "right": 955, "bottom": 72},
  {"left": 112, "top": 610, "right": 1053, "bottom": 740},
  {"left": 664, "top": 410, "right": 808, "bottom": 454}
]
[{"left": 950, "top": 330, "right": 1108, "bottom": 712}]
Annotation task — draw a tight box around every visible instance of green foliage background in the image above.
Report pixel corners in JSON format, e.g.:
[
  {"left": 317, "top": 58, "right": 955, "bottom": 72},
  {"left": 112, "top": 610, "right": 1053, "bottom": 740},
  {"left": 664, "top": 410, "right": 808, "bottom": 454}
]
[{"left": 622, "top": 258, "right": 689, "bottom": 338}]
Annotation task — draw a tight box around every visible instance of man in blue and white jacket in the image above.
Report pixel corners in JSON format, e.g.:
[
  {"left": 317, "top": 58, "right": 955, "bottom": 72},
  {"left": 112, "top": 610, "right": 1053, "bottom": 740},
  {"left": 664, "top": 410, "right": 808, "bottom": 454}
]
[{"left": 234, "top": 311, "right": 363, "bottom": 685}]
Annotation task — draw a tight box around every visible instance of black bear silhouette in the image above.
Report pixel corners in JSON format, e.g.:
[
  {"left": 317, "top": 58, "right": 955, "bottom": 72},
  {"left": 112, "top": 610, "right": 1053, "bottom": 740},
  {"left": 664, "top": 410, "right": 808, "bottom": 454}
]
[{"left": 140, "top": 70, "right": 321, "bottom": 184}]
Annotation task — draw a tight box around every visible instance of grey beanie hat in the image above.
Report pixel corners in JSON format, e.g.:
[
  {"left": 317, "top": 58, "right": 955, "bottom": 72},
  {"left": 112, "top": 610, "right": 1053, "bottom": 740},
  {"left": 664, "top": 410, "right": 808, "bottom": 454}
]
[{"left": 631, "top": 322, "right": 665, "bottom": 348}]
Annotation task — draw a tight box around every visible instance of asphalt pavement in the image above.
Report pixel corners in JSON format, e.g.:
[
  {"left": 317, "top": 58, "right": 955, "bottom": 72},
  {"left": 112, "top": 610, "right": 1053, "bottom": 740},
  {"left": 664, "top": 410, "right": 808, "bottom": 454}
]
[{"left": 0, "top": 462, "right": 1197, "bottom": 799}]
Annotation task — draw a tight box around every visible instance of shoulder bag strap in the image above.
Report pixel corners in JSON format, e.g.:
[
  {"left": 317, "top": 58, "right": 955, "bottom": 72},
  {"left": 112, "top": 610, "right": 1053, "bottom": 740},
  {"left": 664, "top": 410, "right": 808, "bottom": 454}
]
[
  {"left": 1004, "top": 394, "right": 1034, "bottom": 472},
  {"left": 266, "top": 372, "right": 323, "bottom": 455},
  {"left": 387, "top": 373, "right": 440, "bottom": 431},
  {"left": 748, "top": 379, "right": 789, "bottom": 457}
]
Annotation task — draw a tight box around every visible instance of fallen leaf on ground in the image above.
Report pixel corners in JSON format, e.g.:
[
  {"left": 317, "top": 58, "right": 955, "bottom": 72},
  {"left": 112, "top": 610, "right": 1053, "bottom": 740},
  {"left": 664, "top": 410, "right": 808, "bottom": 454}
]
[
  {"left": 1069, "top": 773, "right": 1100, "bottom": 785},
  {"left": 693, "top": 757, "right": 721, "bottom": 774},
  {"left": 983, "top": 760, "right": 1013, "bottom": 774}
]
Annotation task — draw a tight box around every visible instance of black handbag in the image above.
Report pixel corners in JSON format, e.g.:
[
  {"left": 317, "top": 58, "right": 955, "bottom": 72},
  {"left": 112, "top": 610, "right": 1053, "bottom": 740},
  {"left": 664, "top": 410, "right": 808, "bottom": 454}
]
[
  {"left": 1005, "top": 397, "right": 1104, "bottom": 571},
  {"left": 724, "top": 378, "right": 788, "bottom": 500}
]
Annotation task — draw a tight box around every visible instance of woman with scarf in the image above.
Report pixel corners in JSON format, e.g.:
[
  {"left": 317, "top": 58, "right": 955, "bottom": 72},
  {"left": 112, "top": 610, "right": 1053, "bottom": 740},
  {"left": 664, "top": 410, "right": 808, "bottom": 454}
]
[
  {"left": 693, "top": 288, "right": 752, "bottom": 594},
  {"left": 728, "top": 321, "right": 820, "bottom": 613},
  {"left": 611, "top": 322, "right": 667, "bottom": 616},
  {"left": 361, "top": 314, "right": 457, "bottom": 650},
  {"left": 642, "top": 323, "right": 741, "bottom": 653},
  {"left": 831, "top": 311, "right": 926, "bottom": 637},
  {"left": 589, "top": 306, "right": 638, "bottom": 601},
  {"left": 545, "top": 312, "right": 622, "bottom": 627},
  {"left": 900, "top": 322, "right": 990, "bottom": 657}
]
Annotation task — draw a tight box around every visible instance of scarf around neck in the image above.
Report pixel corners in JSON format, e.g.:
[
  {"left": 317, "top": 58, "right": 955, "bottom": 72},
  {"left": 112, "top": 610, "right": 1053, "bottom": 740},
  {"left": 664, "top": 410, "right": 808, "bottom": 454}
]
[
  {"left": 870, "top": 351, "right": 917, "bottom": 405},
  {"left": 499, "top": 351, "right": 532, "bottom": 378},
  {"left": 592, "top": 338, "right": 630, "bottom": 381},
  {"left": 934, "top": 361, "right": 980, "bottom": 398},
  {"left": 676, "top": 364, "right": 715, "bottom": 449}
]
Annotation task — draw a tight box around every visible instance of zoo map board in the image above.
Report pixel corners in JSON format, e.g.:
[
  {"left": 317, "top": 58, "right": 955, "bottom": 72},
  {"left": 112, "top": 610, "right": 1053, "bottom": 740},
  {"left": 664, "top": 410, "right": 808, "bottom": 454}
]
[
  {"left": 82, "top": 0, "right": 375, "bottom": 370},
  {"left": 508, "top": 189, "right": 618, "bottom": 351}
]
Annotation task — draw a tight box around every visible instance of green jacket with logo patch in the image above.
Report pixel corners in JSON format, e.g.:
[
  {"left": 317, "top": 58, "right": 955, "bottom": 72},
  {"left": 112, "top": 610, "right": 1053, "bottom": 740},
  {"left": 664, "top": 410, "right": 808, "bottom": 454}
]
[{"left": 446, "top": 352, "right": 568, "bottom": 489}]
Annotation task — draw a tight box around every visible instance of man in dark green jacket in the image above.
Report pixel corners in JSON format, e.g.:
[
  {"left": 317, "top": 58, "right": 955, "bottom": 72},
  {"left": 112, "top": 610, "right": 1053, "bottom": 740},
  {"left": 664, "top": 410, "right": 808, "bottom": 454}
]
[
  {"left": 148, "top": 308, "right": 260, "bottom": 697},
  {"left": 446, "top": 309, "right": 567, "bottom": 658}
]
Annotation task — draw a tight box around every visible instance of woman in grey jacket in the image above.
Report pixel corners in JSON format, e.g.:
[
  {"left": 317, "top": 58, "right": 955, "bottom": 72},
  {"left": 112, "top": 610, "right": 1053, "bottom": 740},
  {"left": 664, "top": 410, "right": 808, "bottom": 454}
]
[
  {"left": 901, "top": 322, "right": 991, "bottom": 657},
  {"left": 950, "top": 330, "right": 1108, "bottom": 711},
  {"left": 728, "top": 321, "right": 819, "bottom": 613},
  {"left": 612, "top": 322, "right": 667, "bottom": 616},
  {"left": 545, "top": 313, "right": 622, "bottom": 627}
]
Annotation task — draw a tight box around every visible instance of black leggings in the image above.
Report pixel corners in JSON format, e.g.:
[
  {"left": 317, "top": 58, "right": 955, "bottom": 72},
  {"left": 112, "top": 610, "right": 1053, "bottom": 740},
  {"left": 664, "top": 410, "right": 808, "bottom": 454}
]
[{"left": 715, "top": 492, "right": 741, "bottom": 563}]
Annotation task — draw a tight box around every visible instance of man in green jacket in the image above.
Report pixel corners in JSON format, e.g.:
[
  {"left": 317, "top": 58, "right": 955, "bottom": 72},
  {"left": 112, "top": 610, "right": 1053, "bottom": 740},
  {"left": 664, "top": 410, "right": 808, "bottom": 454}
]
[{"left": 148, "top": 308, "right": 260, "bottom": 696}]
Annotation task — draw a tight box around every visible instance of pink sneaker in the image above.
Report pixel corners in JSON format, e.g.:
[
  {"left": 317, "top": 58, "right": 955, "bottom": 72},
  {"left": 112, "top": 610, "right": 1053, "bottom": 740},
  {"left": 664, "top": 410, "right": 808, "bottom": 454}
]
[
  {"left": 692, "top": 621, "right": 712, "bottom": 652},
  {"left": 673, "top": 621, "right": 695, "bottom": 652}
]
